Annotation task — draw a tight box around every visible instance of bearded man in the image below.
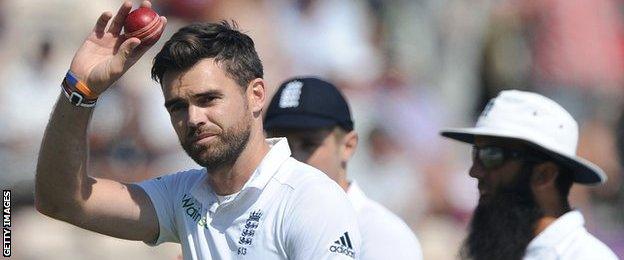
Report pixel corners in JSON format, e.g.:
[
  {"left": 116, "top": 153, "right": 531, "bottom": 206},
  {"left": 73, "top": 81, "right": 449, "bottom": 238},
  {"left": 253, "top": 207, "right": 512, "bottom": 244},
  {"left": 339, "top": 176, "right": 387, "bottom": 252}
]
[{"left": 441, "top": 90, "right": 618, "bottom": 260}]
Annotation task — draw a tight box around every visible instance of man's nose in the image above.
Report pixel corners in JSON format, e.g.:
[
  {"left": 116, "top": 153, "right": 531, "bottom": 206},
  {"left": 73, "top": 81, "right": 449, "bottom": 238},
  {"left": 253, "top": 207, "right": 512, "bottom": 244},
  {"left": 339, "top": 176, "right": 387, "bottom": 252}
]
[
  {"left": 469, "top": 162, "right": 486, "bottom": 180},
  {"left": 187, "top": 104, "right": 206, "bottom": 127}
]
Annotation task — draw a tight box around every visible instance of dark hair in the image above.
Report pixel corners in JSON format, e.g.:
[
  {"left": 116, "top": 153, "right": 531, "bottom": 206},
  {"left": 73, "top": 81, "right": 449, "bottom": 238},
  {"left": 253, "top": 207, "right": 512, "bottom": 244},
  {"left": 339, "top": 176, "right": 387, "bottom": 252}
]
[
  {"left": 525, "top": 144, "right": 573, "bottom": 207},
  {"left": 554, "top": 167, "right": 573, "bottom": 209},
  {"left": 151, "top": 21, "right": 263, "bottom": 88}
]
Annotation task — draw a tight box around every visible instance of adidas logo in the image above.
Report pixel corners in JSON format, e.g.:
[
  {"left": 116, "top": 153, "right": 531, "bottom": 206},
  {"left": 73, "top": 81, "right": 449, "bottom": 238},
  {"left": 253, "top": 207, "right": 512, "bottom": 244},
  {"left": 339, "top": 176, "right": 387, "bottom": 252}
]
[{"left": 329, "top": 232, "right": 355, "bottom": 258}]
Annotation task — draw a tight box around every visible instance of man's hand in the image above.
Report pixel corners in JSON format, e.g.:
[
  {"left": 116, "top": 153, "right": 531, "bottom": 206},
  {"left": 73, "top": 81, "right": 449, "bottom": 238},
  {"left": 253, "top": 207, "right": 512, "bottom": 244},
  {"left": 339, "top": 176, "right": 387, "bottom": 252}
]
[{"left": 70, "top": 0, "right": 167, "bottom": 95}]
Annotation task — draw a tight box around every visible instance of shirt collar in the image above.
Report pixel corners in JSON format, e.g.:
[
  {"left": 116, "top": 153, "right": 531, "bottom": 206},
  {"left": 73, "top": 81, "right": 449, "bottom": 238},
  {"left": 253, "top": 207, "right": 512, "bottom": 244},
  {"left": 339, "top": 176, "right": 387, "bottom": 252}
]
[
  {"left": 190, "top": 138, "right": 291, "bottom": 207},
  {"left": 239, "top": 138, "right": 291, "bottom": 190},
  {"left": 526, "top": 210, "right": 585, "bottom": 251},
  {"left": 346, "top": 181, "right": 367, "bottom": 212}
]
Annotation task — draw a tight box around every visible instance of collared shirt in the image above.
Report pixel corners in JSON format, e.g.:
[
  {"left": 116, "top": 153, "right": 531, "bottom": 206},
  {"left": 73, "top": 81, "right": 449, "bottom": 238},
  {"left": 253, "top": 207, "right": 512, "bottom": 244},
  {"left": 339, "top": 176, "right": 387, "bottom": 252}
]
[
  {"left": 138, "top": 138, "right": 361, "bottom": 260},
  {"left": 347, "top": 182, "right": 423, "bottom": 260},
  {"left": 524, "top": 210, "right": 618, "bottom": 260}
]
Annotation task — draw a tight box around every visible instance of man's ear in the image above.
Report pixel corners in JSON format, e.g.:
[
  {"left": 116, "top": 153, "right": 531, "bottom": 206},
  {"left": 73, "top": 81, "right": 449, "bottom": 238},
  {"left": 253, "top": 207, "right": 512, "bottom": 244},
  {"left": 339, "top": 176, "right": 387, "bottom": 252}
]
[
  {"left": 341, "top": 130, "right": 358, "bottom": 162},
  {"left": 531, "top": 161, "right": 559, "bottom": 190},
  {"left": 247, "top": 78, "right": 266, "bottom": 117}
]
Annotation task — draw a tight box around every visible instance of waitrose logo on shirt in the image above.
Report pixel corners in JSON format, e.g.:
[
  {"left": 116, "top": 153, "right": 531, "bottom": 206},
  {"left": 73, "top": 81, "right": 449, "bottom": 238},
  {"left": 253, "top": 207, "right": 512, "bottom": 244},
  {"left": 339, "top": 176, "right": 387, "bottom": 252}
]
[{"left": 181, "top": 194, "right": 209, "bottom": 228}]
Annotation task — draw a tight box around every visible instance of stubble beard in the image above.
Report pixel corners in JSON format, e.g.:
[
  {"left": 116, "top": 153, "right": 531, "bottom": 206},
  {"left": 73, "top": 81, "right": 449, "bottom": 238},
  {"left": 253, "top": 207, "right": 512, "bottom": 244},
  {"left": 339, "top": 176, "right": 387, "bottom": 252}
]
[{"left": 182, "top": 115, "right": 252, "bottom": 172}]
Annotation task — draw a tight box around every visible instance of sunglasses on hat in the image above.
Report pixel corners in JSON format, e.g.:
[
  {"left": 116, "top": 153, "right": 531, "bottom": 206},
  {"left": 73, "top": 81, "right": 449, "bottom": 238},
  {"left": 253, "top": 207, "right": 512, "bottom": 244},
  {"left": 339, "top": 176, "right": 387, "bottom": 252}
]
[{"left": 472, "top": 146, "right": 543, "bottom": 170}]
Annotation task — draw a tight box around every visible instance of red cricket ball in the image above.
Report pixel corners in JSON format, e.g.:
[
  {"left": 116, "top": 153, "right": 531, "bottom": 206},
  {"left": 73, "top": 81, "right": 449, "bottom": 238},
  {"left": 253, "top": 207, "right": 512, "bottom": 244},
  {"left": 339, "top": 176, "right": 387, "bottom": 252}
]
[{"left": 123, "top": 7, "right": 163, "bottom": 46}]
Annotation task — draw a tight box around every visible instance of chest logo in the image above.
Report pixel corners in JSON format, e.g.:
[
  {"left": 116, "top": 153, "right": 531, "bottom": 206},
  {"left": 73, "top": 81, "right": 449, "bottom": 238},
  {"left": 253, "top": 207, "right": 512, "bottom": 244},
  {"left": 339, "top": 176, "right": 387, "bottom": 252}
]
[{"left": 237, "top": 210, "right": 263, "bottom": 255}]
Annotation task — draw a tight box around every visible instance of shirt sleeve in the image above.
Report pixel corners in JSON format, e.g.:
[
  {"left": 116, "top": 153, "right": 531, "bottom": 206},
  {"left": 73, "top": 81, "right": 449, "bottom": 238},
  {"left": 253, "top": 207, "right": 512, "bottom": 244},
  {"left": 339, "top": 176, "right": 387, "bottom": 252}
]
[
  {"left": 358, "top": 217, "right": 423, "bottom": 260},
  {"left": 136, "top": 173, "right": 183, "bottom": 246},
  {"left": 283, "top": 176, "right": 362, "bottom": 259}
]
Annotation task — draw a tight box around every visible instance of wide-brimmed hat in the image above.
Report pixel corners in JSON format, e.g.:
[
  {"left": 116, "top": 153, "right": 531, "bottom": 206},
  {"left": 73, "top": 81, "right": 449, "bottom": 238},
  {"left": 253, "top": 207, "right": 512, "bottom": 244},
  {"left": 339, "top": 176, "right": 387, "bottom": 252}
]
[{"left": 441, "top": 90, "right": 606, "bottom": 185}]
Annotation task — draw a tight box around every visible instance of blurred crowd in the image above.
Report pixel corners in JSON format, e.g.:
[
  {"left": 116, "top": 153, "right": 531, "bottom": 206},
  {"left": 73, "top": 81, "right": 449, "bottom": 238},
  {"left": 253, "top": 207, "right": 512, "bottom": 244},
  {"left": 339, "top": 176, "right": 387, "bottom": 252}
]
[{"left": 1, "top": 0, "right": 623, "bottom": 259}]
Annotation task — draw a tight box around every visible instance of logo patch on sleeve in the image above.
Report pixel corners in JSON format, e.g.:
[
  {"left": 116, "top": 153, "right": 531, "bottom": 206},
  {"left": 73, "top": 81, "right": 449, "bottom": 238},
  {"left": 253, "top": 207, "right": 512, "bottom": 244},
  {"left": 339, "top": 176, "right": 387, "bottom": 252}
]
[{"left": 329, "top": 232, "right": 355, "bottom": 258}]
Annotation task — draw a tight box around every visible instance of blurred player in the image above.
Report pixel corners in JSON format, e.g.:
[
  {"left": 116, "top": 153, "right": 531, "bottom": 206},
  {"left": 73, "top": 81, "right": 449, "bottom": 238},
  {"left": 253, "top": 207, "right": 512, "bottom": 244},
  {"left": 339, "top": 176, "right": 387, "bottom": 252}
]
[
  {"left": 264, "top": 77, "right": 423, "bottom": 260},
  {"left": 441, "top": 90, "right": 618, "bottom": 260},
  {"left": 35, "top": 1, "right": 361, "bottom": 259}
]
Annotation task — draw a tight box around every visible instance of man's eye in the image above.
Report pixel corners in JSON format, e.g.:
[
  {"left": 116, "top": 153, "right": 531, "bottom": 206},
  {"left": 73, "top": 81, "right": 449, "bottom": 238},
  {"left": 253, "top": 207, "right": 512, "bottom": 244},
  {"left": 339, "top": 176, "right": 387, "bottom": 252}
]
[
  {"left": 198, "top": 96, "right": 217, "bottom": 106},
  {"left": 169, "top": 103, "right": 187, "bottom": 112}
]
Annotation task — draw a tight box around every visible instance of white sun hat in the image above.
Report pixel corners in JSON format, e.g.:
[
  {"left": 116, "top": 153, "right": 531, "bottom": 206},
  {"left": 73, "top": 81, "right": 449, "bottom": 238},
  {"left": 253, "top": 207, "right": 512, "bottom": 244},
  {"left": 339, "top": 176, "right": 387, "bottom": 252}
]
[{"left": 441, "top": 90, "right": 606, "bottom": 185}]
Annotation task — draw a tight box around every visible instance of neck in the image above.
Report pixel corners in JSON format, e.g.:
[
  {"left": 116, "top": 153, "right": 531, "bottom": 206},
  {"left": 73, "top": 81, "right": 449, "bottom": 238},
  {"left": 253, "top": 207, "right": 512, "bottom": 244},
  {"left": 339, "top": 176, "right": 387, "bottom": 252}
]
[
  {"left": 338, "top": 177, "right": 350, "bottom": 192},
  {"left": 208, "top": 129, "right": 270, "bottom": 195},
  {"left": 336, "top": 167, "right": 350, "bottom": 191},
  {"left": 533, "top": 216, "right": 557, "bottom": 236},
  {"left": 533, "top": 208, "right": 567, "bottom": 237},
  {"left": 533, "top": 192, "right": 569, "bottom": 237}
]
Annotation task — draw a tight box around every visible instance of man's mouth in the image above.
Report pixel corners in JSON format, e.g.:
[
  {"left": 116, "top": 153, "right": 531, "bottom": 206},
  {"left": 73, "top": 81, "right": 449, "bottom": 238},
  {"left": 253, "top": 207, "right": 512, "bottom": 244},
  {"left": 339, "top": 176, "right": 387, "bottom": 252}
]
[{"left": 192, "top": 132, "right": 217, "bottom": 144}]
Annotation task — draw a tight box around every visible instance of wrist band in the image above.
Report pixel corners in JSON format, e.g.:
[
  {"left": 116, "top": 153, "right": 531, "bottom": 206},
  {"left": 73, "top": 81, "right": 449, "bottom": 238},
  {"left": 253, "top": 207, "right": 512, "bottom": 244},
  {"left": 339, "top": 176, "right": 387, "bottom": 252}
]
[{"left": 61, "top": 71, "right": 98, "bottom": 107}]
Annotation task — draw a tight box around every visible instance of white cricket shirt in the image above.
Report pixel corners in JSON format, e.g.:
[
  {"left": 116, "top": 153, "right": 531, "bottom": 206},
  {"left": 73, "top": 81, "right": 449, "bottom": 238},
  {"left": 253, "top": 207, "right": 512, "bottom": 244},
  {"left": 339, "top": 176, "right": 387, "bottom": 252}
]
[
  {"left": 347, "top": 182, "right": 423, "bottom": 260},
  {"left": 524, "top": 210, "right": 618, "bottom": 260},
  {"left": 138, "top": 138, "right": 361, "bottom": 260}
]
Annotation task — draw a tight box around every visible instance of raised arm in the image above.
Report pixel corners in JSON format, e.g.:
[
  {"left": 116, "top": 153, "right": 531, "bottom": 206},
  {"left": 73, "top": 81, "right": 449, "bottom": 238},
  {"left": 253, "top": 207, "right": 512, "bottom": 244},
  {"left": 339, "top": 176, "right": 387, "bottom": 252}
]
[{"left": 35, "top": 1, "right": 167, "bottom": 242}]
